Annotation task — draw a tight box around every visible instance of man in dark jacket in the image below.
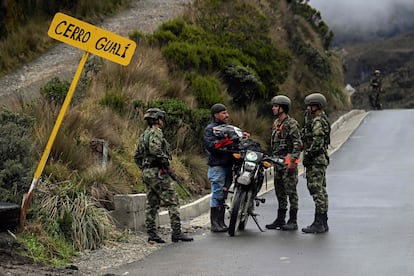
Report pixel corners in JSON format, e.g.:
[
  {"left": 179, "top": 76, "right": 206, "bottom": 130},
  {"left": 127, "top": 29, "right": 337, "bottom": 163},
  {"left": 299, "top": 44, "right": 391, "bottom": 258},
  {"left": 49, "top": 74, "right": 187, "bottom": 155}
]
[{"left": 203, "top": 103, "right": 249, "bottom": 232}]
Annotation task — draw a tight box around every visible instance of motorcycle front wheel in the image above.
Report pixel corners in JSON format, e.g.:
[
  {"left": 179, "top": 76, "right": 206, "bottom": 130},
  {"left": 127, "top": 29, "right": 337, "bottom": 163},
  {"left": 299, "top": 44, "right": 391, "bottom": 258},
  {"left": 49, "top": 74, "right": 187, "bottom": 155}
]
[{"left": 228, "top": 188, "right": 247, "bottom": 236}]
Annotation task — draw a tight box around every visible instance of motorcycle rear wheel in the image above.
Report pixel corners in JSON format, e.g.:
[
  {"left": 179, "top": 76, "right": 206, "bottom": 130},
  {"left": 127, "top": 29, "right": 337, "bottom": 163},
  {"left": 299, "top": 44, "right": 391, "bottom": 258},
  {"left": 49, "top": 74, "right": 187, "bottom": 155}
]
[{"left": 228, "top": 188, "right": 247, "bottom": 236}]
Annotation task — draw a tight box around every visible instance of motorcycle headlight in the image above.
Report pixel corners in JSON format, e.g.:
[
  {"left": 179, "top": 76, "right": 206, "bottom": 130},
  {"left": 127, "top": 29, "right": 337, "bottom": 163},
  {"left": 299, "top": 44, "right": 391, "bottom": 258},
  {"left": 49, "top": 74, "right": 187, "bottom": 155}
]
[{"left": 246, "top": 151, "right": 258, "bottom": 161}]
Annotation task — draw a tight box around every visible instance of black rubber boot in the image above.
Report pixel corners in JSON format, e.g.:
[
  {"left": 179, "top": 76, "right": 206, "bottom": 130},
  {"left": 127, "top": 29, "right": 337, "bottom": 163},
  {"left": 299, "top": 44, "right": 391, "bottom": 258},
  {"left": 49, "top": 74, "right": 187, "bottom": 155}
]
[
  {"left": 265, "top": 209, "right": 287, "bottom": 230},
  {"left": 171, "top": 230, "right": 194, "bottom": 242},
  {"left": 322, "top": 213, "right": 329, "bottom": 232},
  {"left": 147, "top": 230, "right": 166, "bottom": 243},
  {"left": 218, "top": 206, "right": 228, "bottom": 231},
  {"left": 282, "top": 209, "right": 298, "bottom": 231},
  {"left": 302, "top": 213, "right": 326, "bottom": 234},
  {"left": 210, "top": 207, "right": 227, "bottom": 232}
]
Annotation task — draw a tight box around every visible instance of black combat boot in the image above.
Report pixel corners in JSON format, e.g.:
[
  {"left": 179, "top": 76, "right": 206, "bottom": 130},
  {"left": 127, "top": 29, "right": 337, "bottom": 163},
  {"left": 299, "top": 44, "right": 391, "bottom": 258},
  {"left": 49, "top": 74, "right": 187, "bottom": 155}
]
[
  {"left": 322, "top": 213, "right": 329, "bottom": 232},
  {"left": 147, "top": 229, "right": 166, "bottom": 243},
  {"left": 265, "top": 209, "right": 287, "bottom": 230},
  {"left": 171, "top": 230, "right": 194, "bottom": 242},
  {"left": 210, "top": 207, "right": 227, "bottom": 232},
  {"left": 218, "top": 206, "right": 228, "bottom": 231},
  {"left": 282, "top": 209, "right": 298, "bottom": 231},
  {"left": 302, "top": 213, "right": 326, "bottom": 234}
]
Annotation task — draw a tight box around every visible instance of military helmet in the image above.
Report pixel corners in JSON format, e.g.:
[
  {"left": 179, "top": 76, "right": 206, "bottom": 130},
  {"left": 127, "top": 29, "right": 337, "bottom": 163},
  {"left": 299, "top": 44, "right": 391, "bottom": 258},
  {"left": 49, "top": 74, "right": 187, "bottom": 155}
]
[
  {"left": 271, "top": 95, "right": 291, "bottom": 112},
  {"left": 144, "top": 108, "right": 166, "bottom": 121},
  {"left": 210, "top": 103, "right": 227, "bottom": 115},
  {"left": 374, "top": 69, "right": 381, "bottom": 75},
  {"left": 305, "top": 93, "right": 327, "bottom": 109}
]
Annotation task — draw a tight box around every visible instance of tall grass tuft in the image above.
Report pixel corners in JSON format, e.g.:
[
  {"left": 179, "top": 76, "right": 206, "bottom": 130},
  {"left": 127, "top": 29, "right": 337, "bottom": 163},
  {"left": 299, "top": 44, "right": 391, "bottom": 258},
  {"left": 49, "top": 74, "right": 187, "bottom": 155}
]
[
  {"left": 0, "top": 19, "right": 54, "bottom": 75},
  {"left": 36, "top": 178, "right": 116, "bottom": 251},
  {"left": 97, "top": 47, "right": 170, "bottom": 95},
  {"left": 177, "top": 153, "right": 210, "bottom": 195},
  {"left": 229, "top": 103, "right": 272, "bottom": 151}
]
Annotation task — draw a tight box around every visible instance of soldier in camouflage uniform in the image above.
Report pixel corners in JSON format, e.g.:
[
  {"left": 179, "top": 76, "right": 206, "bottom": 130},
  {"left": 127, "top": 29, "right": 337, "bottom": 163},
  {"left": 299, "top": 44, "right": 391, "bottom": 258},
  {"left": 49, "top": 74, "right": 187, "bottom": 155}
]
[
  {"left": 265, "top": 95, "right": 303, "bottom": 231},
  {"left": 301, "top": 93, "right": 331, "bottom": 234},
  {"left": 369, "top": 69, "right": 382, "bottom": 110},
  {"left": 134, "top": 108, "right": 193, "bottom": 243}
]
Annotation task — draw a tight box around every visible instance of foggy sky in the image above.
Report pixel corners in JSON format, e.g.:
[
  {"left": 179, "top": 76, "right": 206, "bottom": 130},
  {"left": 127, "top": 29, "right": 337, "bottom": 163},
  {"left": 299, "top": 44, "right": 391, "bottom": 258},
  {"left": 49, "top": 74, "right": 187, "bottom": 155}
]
[{"left": 309, "top": 0, "right": 414, "bottom": 33}]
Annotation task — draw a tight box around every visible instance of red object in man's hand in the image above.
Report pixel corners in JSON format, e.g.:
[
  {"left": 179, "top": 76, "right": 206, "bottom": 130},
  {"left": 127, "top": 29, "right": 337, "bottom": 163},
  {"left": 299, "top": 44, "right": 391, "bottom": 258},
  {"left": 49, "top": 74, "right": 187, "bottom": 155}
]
[{"left": 214, "top": 137, "right": 234, "bottom": 149}]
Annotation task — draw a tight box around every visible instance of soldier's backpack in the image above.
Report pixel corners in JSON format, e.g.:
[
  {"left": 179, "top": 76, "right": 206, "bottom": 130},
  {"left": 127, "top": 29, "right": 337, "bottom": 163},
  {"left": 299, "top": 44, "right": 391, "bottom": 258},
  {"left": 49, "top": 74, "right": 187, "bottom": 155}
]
[{"left": 134, "top": 132, "right": 148, "bottom": 169}]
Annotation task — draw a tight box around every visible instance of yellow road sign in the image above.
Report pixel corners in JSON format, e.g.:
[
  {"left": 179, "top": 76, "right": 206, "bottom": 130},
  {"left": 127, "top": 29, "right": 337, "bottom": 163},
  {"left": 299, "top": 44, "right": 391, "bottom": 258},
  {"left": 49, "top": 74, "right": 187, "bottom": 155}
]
[{"left": 48, "top": 12, "right": 136, "bottom": 65}]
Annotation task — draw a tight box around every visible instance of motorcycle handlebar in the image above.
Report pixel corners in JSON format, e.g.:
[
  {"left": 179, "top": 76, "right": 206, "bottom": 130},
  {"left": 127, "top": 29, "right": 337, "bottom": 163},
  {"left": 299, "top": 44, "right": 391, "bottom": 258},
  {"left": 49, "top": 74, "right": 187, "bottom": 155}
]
[{"left": 262, "top": 155, "right": 287, "bottom": 168}]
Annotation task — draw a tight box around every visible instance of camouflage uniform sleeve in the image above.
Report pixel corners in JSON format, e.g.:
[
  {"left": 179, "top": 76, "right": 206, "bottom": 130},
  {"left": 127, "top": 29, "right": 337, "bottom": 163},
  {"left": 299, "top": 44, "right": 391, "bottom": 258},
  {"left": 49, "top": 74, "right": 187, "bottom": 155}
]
[
  {"left": 148, "top": 128, "right": 170, "bottom": 167},
  {"left": 287, "top": 118, "right": 302, "bottom": 160},
  {"left": 307, "top": 117, "right": 325, "bottom": 155}
]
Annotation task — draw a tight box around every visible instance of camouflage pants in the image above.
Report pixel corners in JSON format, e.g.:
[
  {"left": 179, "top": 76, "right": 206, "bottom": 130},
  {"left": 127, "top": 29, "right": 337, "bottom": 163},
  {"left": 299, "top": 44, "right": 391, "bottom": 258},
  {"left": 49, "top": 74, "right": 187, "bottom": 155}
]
[
  {"left": 274, "top": 167, "right": 299, "bottom": 210},
  {"left": 369, "top": 92, "right": 381, "bottom": 110},
  {"left": 305, "top": 165, "right": 328, "bottom": 213},
  {"left": 142, "top": 168, "right": 181, "bottom": 232}
]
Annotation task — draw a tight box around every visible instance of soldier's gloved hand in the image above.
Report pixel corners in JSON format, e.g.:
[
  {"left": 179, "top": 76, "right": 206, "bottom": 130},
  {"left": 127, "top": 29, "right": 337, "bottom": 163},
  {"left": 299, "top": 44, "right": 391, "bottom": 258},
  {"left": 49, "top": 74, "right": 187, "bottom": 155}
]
[{"left": 286, "top": 161, "right": 297, "bottom": 174}]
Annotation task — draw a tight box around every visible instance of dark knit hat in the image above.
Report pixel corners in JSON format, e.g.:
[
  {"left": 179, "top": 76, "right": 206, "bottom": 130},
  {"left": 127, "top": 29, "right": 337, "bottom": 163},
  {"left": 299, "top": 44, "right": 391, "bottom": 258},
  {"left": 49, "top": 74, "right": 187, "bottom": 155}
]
[{"left": 210, "top": 103, "right": 227, "bottom": 115}]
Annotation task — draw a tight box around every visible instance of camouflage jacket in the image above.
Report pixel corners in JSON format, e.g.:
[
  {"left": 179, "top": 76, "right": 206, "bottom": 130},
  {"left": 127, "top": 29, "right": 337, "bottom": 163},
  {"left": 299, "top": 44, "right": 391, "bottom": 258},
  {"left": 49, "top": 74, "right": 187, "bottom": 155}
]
[
  {"left": 370, "top": 76, "right": 382, "bottom": 91},
  {"left": 302, "top": 111, "right": 330, "bottom": 166},
  {"left": 271, "top": 115, "right": 302, "bottom": 161},
  {"left": 135, "top": 126, "right": 171, "bottom": 169}
]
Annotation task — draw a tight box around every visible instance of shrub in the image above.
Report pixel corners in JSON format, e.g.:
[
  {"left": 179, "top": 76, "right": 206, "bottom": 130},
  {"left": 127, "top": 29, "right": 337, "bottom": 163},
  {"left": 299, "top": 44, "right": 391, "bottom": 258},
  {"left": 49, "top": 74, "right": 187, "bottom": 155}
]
[
  {"left": 0, "top": 110, "right": 35, "bottom": 203},
  {"left": 187, "top": 74, "right": 223, "bottom": 108},
  {"left": 40, "top": 77, "right": 70, "bottom": 105},
  {"left": 154, "top": 2, "right": 292, "bottom": 107},
  {"left": 223, "top": 64, "right": 265, "bottom": 109},
  {"left": 303, "top": 46, "right": 331, "bottom": 79},
  {"left": 153, "top": 18, "right": 210, "bottom": 46},
  {"left": 99, "top": 91, "right": 126, "bottom": 113},
  {"left": 161, "top": 41, "right": 255, "bottom": 73}
]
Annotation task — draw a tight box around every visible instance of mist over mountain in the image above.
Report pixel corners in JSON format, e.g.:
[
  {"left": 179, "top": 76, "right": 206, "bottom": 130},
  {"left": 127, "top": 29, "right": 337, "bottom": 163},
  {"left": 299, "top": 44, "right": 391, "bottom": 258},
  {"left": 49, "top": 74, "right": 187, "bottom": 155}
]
[{"left": 309, "top": 0, "right": 414, "bottom": 45}]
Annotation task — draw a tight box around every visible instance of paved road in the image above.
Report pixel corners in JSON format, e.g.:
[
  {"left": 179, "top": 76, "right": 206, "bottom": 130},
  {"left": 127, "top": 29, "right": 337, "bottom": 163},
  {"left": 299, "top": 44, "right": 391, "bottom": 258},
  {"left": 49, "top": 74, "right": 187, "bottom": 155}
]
[{"left": 107, "top": 109, "right": 414, "bottom": 276}]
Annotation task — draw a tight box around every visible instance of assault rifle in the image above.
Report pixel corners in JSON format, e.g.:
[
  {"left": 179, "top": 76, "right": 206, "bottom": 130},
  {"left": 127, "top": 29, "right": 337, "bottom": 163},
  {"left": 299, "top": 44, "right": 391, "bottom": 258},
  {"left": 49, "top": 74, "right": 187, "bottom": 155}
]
[
  {"left": 158, "top": 166, "right": 191, "bottom": 197},
  {"left": 302, "top": 109, "right": 313, "bottom": 149}
]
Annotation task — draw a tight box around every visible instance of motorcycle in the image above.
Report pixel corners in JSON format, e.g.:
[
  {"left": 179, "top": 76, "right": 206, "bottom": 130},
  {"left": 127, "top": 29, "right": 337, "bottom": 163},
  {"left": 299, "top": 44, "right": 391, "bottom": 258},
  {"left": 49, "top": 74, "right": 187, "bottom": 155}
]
[
  {"left": 227, "top": 140, "right": 286, "bottom": 236},
  {"left": 211, "top": 124, "right": 286, "bottom": 236}
]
